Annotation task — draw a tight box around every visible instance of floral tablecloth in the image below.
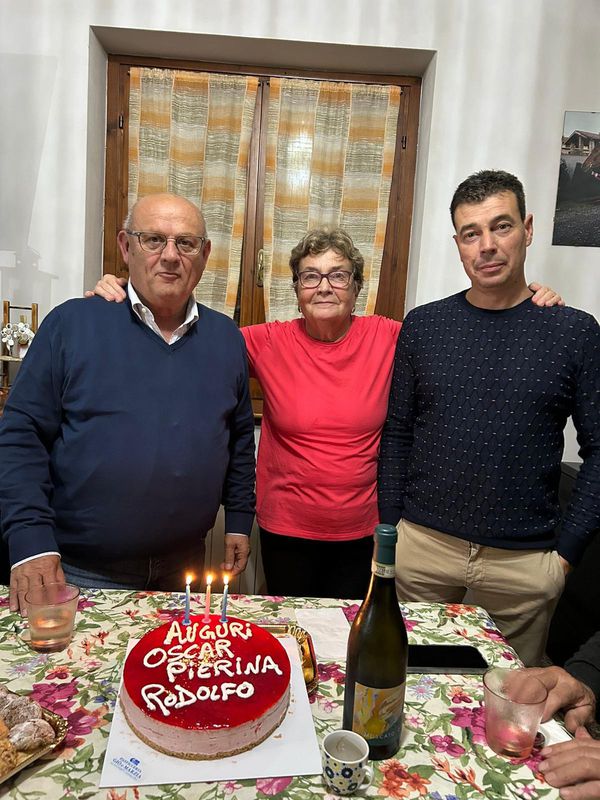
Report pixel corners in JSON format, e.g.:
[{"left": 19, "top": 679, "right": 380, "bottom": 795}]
[{"left": 0, "top": 590, "right": 561, "bottom": 800}]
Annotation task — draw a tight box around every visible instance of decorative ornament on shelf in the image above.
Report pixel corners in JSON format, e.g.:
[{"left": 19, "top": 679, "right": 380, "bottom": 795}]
[{"left": 1, "top": 321, "right": 35, "bottom": 357}]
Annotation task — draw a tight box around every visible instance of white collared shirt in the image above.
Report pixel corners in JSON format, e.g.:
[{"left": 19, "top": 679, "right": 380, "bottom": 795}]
[{"left": 128, "top": 283, "right": 199, "bottom": 344}]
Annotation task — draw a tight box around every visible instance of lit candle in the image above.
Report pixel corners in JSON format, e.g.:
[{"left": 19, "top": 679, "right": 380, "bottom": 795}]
[
  {"left": 183, "top": 573, "right": 192, "bottom": 626},
  {"left": 203, "top": 573, "right": 213, "bottom": 622},
  {"left": 220, "top": 574, "right": 229, "bottom": 623}
]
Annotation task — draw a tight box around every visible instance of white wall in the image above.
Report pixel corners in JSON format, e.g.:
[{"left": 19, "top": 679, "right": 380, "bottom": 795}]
[{"left": 1, "top": 0, "right": 598, "bottom": 460}]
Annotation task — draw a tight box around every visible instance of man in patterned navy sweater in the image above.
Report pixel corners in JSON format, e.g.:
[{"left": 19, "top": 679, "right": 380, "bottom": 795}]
[
  {"left": 0, "top": 194, "right": 256, "bottom": 614},
  {"left": 378, "top": 170, "right": 600, "bottom": 665}
]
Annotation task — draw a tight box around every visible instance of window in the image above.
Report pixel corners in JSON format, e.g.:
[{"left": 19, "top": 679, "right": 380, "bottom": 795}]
[{"left": 104, "top": 56, "right": 420, "bottom": 412}]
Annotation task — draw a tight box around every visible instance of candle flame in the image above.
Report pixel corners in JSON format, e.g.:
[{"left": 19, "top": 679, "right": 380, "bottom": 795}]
[
  {"left": 185, "top": 573, "right": 193, "bottom": 586},
  {"left": 223, "top": 574, "right": 229, "bottom": 586},
  {"left": 206, "top": 573, "right": 213, "bottom": 586}
]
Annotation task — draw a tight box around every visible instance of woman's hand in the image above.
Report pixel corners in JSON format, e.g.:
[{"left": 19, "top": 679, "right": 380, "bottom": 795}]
[
  {"left": 529, "top": 282, "right": 565, "bottom": 307},
  {"left": 85, "top": 274, "right": 127, "bottom": 302}
]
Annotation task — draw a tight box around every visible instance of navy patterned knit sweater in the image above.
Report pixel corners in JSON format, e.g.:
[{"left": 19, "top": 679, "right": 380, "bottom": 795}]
[{"left": 378, "top": 291, "right": 600, "bottom": 565}]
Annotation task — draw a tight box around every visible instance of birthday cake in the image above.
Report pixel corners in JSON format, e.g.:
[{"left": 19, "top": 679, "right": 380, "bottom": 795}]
[{"left": 120, "top": 614, "right": 291, "bottom": 759}]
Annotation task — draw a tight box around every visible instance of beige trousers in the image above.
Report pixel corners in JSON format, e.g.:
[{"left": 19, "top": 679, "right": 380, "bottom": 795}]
[{"left": 395, "top": 520, "right": 566, "bottom": 666}]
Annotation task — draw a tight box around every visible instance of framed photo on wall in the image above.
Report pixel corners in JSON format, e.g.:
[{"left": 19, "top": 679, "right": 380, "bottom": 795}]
[{"left": 552, "top": 110, "right": 600, "bottom": 247}]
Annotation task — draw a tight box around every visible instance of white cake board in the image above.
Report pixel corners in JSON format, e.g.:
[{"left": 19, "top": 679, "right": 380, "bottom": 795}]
[{"left": 99, "top": 636, "right": 321, "bottom": 787}]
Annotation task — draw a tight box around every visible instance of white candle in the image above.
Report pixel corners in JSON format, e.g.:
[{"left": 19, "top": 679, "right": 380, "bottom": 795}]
[
  {"left": 184, "top": 573, "right": 192, "bottom": 625},
  {"left": 203, "top": 573, "right": 213, "bottom": 622},
  {"left": 220, "top": 574, "right": 229, "bottom": 623}
]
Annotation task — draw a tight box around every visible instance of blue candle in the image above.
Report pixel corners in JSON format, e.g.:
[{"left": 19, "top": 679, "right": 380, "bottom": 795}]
[
  {"left": 184, "top": 574, "right": 192, "bottom": 625},
  {"left": 220, "top": 575, "right": 230, "bottom": 623}
]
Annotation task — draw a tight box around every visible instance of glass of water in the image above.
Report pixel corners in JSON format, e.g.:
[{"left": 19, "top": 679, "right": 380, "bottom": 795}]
[{"left": 24, "top": 582, "right": 80, "bottom": 652}]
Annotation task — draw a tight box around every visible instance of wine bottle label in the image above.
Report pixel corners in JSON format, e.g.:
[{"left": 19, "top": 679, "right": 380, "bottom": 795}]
[
  {"left": 371, "top": 560, "right": 395, "bottom": 579},
  {"left": 352, "top": 680, "right": 406, "bottom": 746}
]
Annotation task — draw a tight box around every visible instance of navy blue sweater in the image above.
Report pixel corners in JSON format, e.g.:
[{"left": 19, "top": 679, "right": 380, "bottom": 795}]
[
  {"left": 378, "top": 292, "right": 600, "bottom": 565},
  {"left": 0, "top": 297, "right": 256, "bottom": 566}
]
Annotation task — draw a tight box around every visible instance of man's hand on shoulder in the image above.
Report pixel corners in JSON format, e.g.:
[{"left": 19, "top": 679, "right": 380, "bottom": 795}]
[
  {"left": 10, "top": 555, "right": 65, "bottom": 616},
  {"left": 539, "top": 727, "right": 600, "bottom": 799},
  {"left": 84, "top": 274, "right": 127, "bottom": 302},
  {"left": 222, "top": 533, "right": 250, "bottom": 577},
  {"left": 528, "top": 282, "right": 565, "bottom": 307},
  {"left": 528, "top": 665, "right": 596, "bottom": 732}
]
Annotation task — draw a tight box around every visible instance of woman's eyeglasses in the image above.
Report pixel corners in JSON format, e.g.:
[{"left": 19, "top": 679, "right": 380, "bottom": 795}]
[{"left": 297, "top": 270, "right": 353, "bottom": 289}]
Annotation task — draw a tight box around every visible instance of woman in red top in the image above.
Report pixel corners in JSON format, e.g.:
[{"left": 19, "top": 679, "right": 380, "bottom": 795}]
[
  {"left": 241, "top": 230, "right": 400, "bottom": 598},
  {"left": 90, "top": 229, "right": 561, "bottom": 598}
]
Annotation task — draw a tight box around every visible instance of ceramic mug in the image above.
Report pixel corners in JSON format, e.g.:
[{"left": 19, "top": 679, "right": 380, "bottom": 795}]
[{"left": 322, "top": 730, "right": 373, "bottom": 795}]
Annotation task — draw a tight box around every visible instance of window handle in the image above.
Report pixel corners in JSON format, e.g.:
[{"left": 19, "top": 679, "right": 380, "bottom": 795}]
[{"left": 256, "top": 248, "right": 264, "bottom": 288}]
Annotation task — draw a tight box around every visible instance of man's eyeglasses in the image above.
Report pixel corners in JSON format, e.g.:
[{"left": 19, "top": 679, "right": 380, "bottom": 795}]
[
  {"left": 298, "top": 270, "right": 353, "bottom": 289},
  {"left": 126, "top": 230, "right": 207, "bottom": 256}
]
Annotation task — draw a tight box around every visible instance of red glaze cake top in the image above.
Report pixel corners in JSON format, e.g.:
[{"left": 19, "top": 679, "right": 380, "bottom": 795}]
[{"left": 122, "top": 614, "right": 291, "bottom": 731}]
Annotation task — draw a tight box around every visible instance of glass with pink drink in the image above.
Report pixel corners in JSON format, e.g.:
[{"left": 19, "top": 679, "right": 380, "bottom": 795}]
[{"left": 483, "top": 667, "right": 548, "bottom": 759}]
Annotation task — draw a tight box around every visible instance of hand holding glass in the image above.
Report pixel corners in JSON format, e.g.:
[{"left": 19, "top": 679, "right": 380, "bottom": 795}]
[
  {"left": 484, "top": 667, "right": 548, "bottom": 759},
  {"left": 24, "top": 582, "right": 80, "bottom": 652}
]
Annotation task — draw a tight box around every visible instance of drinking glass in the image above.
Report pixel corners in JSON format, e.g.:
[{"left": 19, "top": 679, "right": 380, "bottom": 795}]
[
  {"left": 483, "top": 667, "right": 548, "bottom": 759},
  {"left": 24, "top": 582, "right": 80, "bottom": 652}
]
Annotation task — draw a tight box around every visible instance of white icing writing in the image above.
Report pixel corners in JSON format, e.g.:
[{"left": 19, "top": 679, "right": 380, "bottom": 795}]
[
  {"left": 163, "top": 620, "right": 252, "bottom": 646},
  {"left": 142, "top": 651, "right": 283, "bottom": 684},
  {"left": 141, "top": 620, "right": 284, "bottom": 689},
  {"left": 141, "top": 681, "right": 256, "bottom": 716},
  {"left": 137, "top": 618, "right": 286, "bottom": 715}
]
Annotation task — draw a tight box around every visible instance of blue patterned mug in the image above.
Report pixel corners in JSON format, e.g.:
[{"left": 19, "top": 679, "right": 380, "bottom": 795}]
[{"left": 322, "top": 730, "right": 374, "bottom": 795}]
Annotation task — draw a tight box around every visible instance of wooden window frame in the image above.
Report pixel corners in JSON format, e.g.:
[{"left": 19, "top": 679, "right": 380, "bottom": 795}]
[
  {"left": 104, "top": 55, "right": 420, "bottom": 320},
  {"left": 104, "top": 57, "right": 420, "bottom": 416}
]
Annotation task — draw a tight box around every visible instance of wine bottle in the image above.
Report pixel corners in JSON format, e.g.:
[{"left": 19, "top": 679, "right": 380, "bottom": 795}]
[{"left": 342, "top": 523, "right": 408, "bottom": 760}]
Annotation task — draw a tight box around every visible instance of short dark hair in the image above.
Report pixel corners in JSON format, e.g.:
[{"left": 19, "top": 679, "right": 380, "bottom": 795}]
[
  {"left": 450, "top": 170, "right": 526, "bottom": 227},
  {"left": 289, "top": 228, "right": 364, "bottom": 293}
]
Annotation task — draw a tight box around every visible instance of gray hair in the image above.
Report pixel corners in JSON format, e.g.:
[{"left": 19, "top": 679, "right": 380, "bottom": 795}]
[{"left": 289, "top": 228, "right": 364, "bottom": 293}]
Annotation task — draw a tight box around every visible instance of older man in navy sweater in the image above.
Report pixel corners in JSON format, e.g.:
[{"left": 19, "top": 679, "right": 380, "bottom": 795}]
[
  {"left": 378, "top": 170, "right": 600, "bottom": 666},
  {"left": 0, "top": 194, "right": 256, "bottom": 614}
]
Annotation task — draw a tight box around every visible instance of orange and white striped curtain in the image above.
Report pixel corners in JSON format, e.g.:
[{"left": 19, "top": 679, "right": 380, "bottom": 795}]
[
  {"left": 263, "top": 78, "right": 401, "bottom": 321},
  {"left": 128, "top": 68, "right": 258, "bottom": 317}
]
